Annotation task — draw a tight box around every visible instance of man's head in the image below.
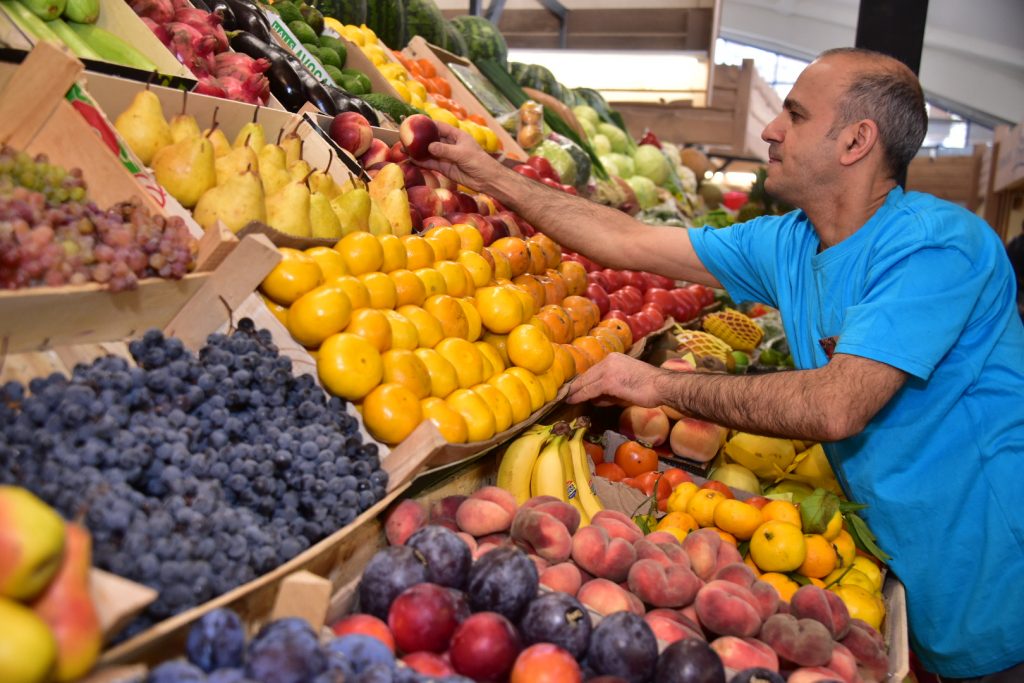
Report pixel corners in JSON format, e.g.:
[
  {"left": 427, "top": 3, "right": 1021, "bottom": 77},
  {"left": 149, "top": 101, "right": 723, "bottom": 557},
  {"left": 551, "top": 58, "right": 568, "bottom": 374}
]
[{"left": 761, "top": 48, "right": 927, "bottom": 205}]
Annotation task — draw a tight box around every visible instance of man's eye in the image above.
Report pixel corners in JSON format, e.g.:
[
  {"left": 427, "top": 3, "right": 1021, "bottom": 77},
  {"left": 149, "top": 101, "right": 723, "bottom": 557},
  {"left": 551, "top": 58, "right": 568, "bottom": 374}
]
[{"left": 789, "top": 111, "right": 802, "bottom": 121}]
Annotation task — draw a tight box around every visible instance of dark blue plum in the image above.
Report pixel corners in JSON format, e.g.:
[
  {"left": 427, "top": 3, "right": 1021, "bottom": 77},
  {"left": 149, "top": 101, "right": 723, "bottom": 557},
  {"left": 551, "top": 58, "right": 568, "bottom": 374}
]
[{"left": 186, "top": 608, "right": 246, "bottom": 672}]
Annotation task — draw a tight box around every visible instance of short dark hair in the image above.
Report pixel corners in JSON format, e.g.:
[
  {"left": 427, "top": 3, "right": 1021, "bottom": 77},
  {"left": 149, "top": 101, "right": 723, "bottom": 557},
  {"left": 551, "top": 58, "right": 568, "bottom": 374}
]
[{"left": 820, "top": 47, "right": 928, "bottom": 179}]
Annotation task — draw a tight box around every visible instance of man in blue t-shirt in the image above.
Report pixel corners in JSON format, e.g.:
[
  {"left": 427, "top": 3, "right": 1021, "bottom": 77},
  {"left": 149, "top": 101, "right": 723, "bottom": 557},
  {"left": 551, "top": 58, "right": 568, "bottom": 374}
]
[{"left": 420, "top": 47, "right": 1024, "bottom": 679}]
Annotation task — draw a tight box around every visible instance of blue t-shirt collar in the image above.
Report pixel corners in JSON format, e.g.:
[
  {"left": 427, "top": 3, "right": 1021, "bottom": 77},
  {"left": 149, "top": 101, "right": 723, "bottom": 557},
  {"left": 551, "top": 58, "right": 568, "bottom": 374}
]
[{"left": 812, "top": 185, "right": 904, "bottom": 268}]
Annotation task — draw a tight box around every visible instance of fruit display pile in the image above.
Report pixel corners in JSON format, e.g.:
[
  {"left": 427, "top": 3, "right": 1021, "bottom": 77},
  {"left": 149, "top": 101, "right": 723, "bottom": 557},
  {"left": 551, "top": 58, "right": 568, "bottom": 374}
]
[
  {"left": 0, "top": 321, "right": 387, "bottom": 636},
  {"left": 0, "top": 145, "right": 196, "bottom": 291},
  {"left": 0, "top": 488, "right": 102, "bottom": 683}
]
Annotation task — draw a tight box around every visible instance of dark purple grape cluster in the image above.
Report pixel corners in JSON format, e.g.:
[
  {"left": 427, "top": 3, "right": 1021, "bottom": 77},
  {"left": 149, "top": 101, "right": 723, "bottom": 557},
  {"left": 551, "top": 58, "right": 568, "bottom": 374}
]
[
  {"left": 0, "top": 146, "right": 196, "bottom": 291},
  {"left": 0, "top": 321, "right": 387, "bottom": 636}
]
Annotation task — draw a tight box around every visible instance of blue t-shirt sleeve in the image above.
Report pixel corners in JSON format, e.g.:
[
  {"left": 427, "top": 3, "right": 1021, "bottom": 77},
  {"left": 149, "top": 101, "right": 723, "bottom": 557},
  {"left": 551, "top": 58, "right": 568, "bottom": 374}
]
[
  {"left": 689, "top": 218, "right": 780, "bottom": 308},
  {"left": 836, "top": 246, "right": 981, "bottom": 380}
]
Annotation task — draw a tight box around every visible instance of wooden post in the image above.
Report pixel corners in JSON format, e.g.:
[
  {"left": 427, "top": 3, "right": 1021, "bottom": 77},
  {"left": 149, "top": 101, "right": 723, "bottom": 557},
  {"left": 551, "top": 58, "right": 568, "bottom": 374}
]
[
  {"left": 0, "top": 42, "right": 82, "bottom": 147},
  {"left": 269, "top": 570, "right": 332, "bottom": 630}
]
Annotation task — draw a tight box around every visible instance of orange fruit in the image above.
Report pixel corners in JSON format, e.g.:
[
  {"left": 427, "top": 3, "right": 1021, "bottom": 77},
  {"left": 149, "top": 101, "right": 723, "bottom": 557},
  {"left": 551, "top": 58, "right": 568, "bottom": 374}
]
[
  {"left": 831, "top": 529, "right": 857, "bottom": 568},
  {"left": 749, "top": 520, "right": 807, "bottom": 572},
  {"left": 456, "top": 298, "right": 482, "bottom": 342},
  {"left": 445, "top": 388, "right": 496, "bottom": 442},
  {"left": 475, "top": 341, "right": 506, "bottom": 379},
  {"left": 508, "top": 284, "right": 537, "bottom": 320},
  {"left": 450, "top": 222, "right": 484, "bottom": 253},
  {"left": 686, "top": 489, "right": 727, "bottom": 528},
  {"left": 571, "top": 336, "right": 607, "bottom": 365},
  {"left": 761, "top": 500, "right": 802, "bottom": 530},
  {"left": 490, "top": 237, "right": 530, "bottom": 277},
  {"left": 551, "top": 344, "right": 577, "bottom": 381},
  {"left": 377, "top": 234, "right": 408, "bottom": 272},
  {"left": 397, "top": 305, "right": 443, "bottom": 349},
  {"left": 592, "top": 327, "right": 626, "bottom": 354},
  {"left": 362, "top": 383, "right": 422, "bottom": 444},
  {"left": 471, "top": 383, "right": 513, "bottom": 433},
  {"left": 512, "top": 274, "right": 546, "bottom": 313},
  {"left": 261, "top": 247, "right": 322, "bottom": 305},
  {"left": 435, "top": 259, "right": 472, "bottom": 297},
  {"left": 304, "top": 246, "right": 348, "bottom": 280},
  {"left": 381, "top": 348, "right": 432, "bottom": 398},
  {"left": 595, "top": 318, "right": 633, "bottom": 349},
  {"left": 529, "top": 233, "right": 562, "bottom": 270},
  {"left": 423, "top": 225, "right": 461, "bottom": 259},
  {"left": 381, "top": 310, "right": 419, "bottom": 350},
  {"left": 539, "top": 271, "right": 568, "bottom": 306},
  {"left": 759, "top": 572, "right": 800, "bottom": 602},
  {"left": 562, "top": 344, "right": 593, "bottom": 375},
  {"left": 482, "top": 331, "right": 510, "bottom": 366},
  {"left": 666, "top": 481, "right": 699, "bottom": 514},
  {"left": 743, "top": 553, "right": 763, "bottom": 577},
  {"left": 457, "top": 249, "right": 493, "bottom": 288},
  {"left": 556, "top": 260, "right": 587, "bottom": 296},
  {"left": 711, "top": 529, "right": 739, "bottom": 546},
  {"left": 287, "top": 284, "right": 352, "bottom": 348},
  {"left": 614, "top": 440, "right": 658, "bottom": 478},
  {"left": 336, "top": 231, "right": 384, "bottom": 275},
  {"left": 420, "top": 397, "right": 469, "bottom": 443},
  {"left": 488, "top": 371, "right": 532, "bottom": 423},
  {"left": 402, "top": 235, "right": 436, "bottom": 269},
  {"left": 261, "top": 293, "right": 289, "bottom": 326},
  {"left": 534, "top": 365, "right": 562, "bottom": 403},
  {"left": 487, "top": 247, "right": 512, "bottom": 280},
  {"left": 829, "top": 584, "right": 885, "bottom": 631},
  {"left": 424, "top": 294, "right": 469, "bottom": 339},
  {"left": 414, "top": 348, "right": 459, "bottom": 399},
  {"left": 332, "top": 275, "right": 371, "bottom": 310},
  {"left": 413, "top": 267, "right": 447, "bottom": 298},
  {"left": 475, "top": 285, "right": 525, "bottom": 334},
  {"left": 504, "top": 367, "right": 545, "bottom": 412},
  {"left": 797, "top": 534, "right": 838, "bottom": 578},
  {"left": 536, "top": 305, "right": 574, "bottom": 344},
  {"left": 713, "top": 499, "right": 765, "bottom": 541},
  {"left": 525, "top": 240, "right": 546, "bottom": 275},
  {"left": 346, "top": 308, "right": 392, "bottom": 352},
  {"left": 823, "top": 510, "right": 843, "bottom": 541},
  {"left": 657, "top": 511, "right": 699, "bottom": 535},
  {"left": 563, "top": 295, "right": 599, "bottom": 336},
  {"left": 507, "top": 324, "right": 554, "bottom": 375},
  {"left": 357, "top": 271, "right": 398, "bottom": 309},
  {"left": 317, "top": 332, "right": 382, "bottom": 401},
  {"left": 525, "top": 315, "right": 554, "bottom": 341},
  {"left": 435, "top": 337, "right": 485, "bottom": 388},
  {"left": 389, "top": 269, "right": 427, "bottom": 307}
]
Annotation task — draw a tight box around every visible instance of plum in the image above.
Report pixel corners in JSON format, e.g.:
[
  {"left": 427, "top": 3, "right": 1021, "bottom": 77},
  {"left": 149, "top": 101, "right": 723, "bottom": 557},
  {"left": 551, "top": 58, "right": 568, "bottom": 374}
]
[
  {"left": 655, "top": 638, "right": 726, "bottom": 683},
  {"left": 388, "top": 583, "right": 460, "bottom": 653},
  {"left": 519, "top": 592, "right": 593, "bottom": 659},
  {"left": 186, "top": 608, "right": 246, "bottom": 672},
  {"left": 326, "top": 634, "right": 395, "bottom": 674},
  {"left": 358, "top": 546, "right": 429, "bottom": 619},
  {"left": 246, "top": 624, "right": 327, "bottom": 682},
  {"left": 585, "top": 612, "right": 658, "bottom": 683},
  {"left": 466, "top": 545, "right": 538, "bottom": 621},
  {"left": 406, "top": 525, "right": 472, "bottom": 589},
  {"left": 729, "top": 668, "right": 785, "bottom": 683}
]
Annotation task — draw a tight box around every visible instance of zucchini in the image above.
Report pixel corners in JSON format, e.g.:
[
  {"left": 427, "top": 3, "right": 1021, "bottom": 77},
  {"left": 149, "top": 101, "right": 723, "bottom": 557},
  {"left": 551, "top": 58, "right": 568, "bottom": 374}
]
[
  {"left": 48, "top": 18, "right": 102, "bottom": 60},
  {"left": 67, "top": 22, "right": 157, "bottom": 71}
]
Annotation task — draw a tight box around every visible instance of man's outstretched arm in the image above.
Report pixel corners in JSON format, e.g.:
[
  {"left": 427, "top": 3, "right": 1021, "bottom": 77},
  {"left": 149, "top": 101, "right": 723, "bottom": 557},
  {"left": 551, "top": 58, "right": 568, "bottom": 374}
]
[{"left": 567, "top": 353, "right": 907, "bottom": 442}]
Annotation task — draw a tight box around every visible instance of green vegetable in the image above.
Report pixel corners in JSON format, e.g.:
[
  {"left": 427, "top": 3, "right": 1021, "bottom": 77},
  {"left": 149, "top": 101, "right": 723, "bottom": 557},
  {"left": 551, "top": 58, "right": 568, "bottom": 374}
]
[
  {"left": 533, "top": 139, "right": 577, "bottom": 186},
  {"left": 299, "top": 3, "right": 324, "bottom": 34},
  {"left": 341, "top": 68, "right": 371, "bottom": 95},
  {"left": 633, "top": 144, "right": 671, "bottom": 186},
  {"left": 47, "top": 18, "right": 101, "bottom": 59},
  {"left": 323, "top": 64, "right": 344, "bottom": 85},
  {"left": 365, "top": 0, "right": 405, "bottom": 50},
  {"left": 626, "top": 176, "right": 658, "bottom": 210},
  {"left": 18, "top": 0, "right": 64, "bottom": 21},
  {"left": 274, "top": 1, "right": 304, "bottom": 25},
  {"left": 288, "top": 20, "right": 318, "bottom": 45},
  {"left": 2, "top": 0, "right": 62, "bottom": 42},
  {"left": 66, "top": 22, "right": 157, "bottom": 71},
  {"left": 314, "top": 45, "right": 341, "bottom": 68},
  {"left": 318, "top": 35, "right": 347, "bottom": 64},
  {"left": 361, "top": 92, "right": 423, "bottom": 122},
  {"left": 449, "top": 14, "right": 507, "bottom": 70},
  {"left": 405, "top": 0, "right": 446, "bottom": 49},
  {"left": 61, "top": 0, "right": 96, "bottom": 23}
]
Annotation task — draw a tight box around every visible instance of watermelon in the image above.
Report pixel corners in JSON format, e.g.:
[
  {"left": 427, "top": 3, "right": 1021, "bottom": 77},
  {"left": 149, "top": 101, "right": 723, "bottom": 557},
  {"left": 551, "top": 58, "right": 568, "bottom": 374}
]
[
  {"left": 317, "top": 0, "right": 366, "bottom": 26},
  {"left": 443, "top": 21, "right": 467, "bottom": 56},
  {"left": 509, "top": 61, "right": 530, "bottom": 83},
  {"left": 405, "top": 0, "right": 446, "bottom": 47},
  {"left": 449, "top": 15, "right": 507, "bottom": 70},
  {"left": 366, "top": 0, "right": 406, "bottom": 49},
  {"left": 518, "top": 63, "right": 561, "bottom": 100}
]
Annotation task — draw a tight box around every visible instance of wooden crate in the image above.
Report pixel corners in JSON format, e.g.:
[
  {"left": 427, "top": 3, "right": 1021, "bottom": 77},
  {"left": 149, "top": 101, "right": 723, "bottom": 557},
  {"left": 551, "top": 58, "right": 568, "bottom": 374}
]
[
  {"left": 612, "top": 59, "right": 781, "bottom": 160},
  {"left": 907, "top": 147, "right": 986, "bottom": 210}
]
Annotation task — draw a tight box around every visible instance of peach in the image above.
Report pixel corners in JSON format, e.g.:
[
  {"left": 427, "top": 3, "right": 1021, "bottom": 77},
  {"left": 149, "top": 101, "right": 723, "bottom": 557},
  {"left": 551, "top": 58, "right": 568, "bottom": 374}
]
[
  {"left": 430, "top": 495, "right": 468, "bottom": 524},
  {"left": 619, "top": 405, "right": 670, "bottom": 446},
  {"left": 477, "top": 532, "right": 511, "bottom": 547},
  {"left": 785, "top": 667, "right": 847, "bottom": 683},
  {"left": 456, "top": 532, "right": 478, "bottom": 554},
  {"left": 422, "top": 216, "right": 452, "bottom": 230},
  {"left": 825, "top": 642, "right": 859, "bottom": 683},
  {"left": 759, "top": 613, "right": 834, "bottom": 668},
  {"left": 644, "top": 531, "right": 681, "bottom": 546},
  {"left": 510, "top": 508, "right": 573, "bottom": 563},
  {"left": 577, "top": 578, "right": 642, "bottom": 616},
  {"left": 715, "top": 563, "right": 778, "bottom": 619},
  {"left": 521, "top": 498, "right": 580, "bottom": 535},
  {"left": 709, "top": 636, "right": 780, "bottom": 672},
  {"left": 571, "top": 526, "right": 637, "bottom": 582},
  {"left": 432, "top": 170, "right": 455, "bottom": 191},
  {"left": 627, "top": 558, "right": 702, "bottom": 608},
  {"left": 330, "top": 111, "right": 373, "bottom": 157},
  {"left": 693, "top": 580, "right": 763, "bottom": 638},
  {"left": 682, "top": 529, "right": 742, "bottom": 581},
  {"left": 634, "top": 539, "right": 691, "bottom": 569},
  {"left": 539, "top": 562, "right": 583, "bottom": 596},
  {"left": 839, "top": 620, "right": 887, "bottom": 682},
  {"left": 661, "top": 356, "right": 697, "bottom": 373},
  {"left": 455, "top": 487, "right": 517, "bottom": 536},
  {"left": 680, "top": 604, "right": 701, "bottom": 627},
  {"left": 400, "top": 114, "right": 440, "bottom": 160},
  {"left": 408, "top": 185, "right": 443, "bottom": 218},
  {"left": 359, "top": 137, "right": 390, "bottom": 168},
  {"left": 385, "top": 499, "right": 428, "bottom": 546},
  {"left": 398, "top": 160, "right": 425, "bottom": 188},
  {"left": 670, "top": 418, "right": 728, "bottom": 462},
  {"left": 714, "top": 562, "right": 758, "bottom": 587},
  {"left": 434, "top": 188, "right": 461, "bottom": 216},
  {"left": 790, "top": 584, "right": 851, "bottom": 639},
  {"left": 528, "top": 553, "right": 550, "bottom": 575},
  {"left": 644, "top": 613, "right": 705, "bottom": 644},
  {"left": 591, "top": 510, "right": 644, "bottom": 544}
]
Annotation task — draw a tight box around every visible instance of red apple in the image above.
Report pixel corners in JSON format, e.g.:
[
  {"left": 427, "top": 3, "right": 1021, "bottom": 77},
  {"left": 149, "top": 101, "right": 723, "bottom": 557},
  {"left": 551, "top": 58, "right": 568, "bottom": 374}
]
[
  {"left": 451, "top": 191, "right": 477, "bottom": 213},
  {"left": 409, "top": 206, "right": 423, "bottom": 232},
  {"left": 483, "top": 216, "right": 511, "bottom": 244},
  {"left": 671, "top": 288, "right": 701, "bottom": 322},
  {"left": 585, "top": 283, "right": 611, "bottom": 316},
  {"left": 431, "top": 170, "right": 455, "bottom": 190},
  {"left": 421, "top": 216, "right": 452, "bottom": 230},
  {"left": 493, "top": 211, "right": 523, "bottom": 237},
  {"left": 640, "top": 304, "right": 665, "bottom": 329},
  {"left": 475, "top": 193, "right": 498, "bottom": 216},
  {"left": 618, "top": 285, "right": 644, "bottom": 310},
  {"left": 388, "top": 583, "right": 460, "bottom": 653},
  {"left": 434, "top": 188, "right": 461, "bottom": 215},
  {"left": 448, "top": 612, "right": 521, "bottom": 681},
  {"left": 359, "top": 138, "right": 390, "bottom": 168},
  {"left": 643, "top": 272, "right": 675, "bottom": 290},
  {"left": 587, "top": 270, "right": 612, "bottom": 291},
  {"left": 421, "top": 170, "right": 440, "bottom": 189},
  {"left": 622, "top": 270, "right": 648, "bottom": 292},
  {"left": 513, "top": 164, "right": 542, "bottom": 181},
  {"left": 446, "top": 212, "right": 487, "bottom": 232},
  {"left": 644, "top": 288, "right": 677, "bottom": 316},
  {"left": 407, "top": 185, "right": 443, "bottom": 218},
  {"left": 400, "top": 114, "right": 440, "bottom": 160},
  {"left": 527, "top": 155, "right": 560, "bottom": 183},
  {"left": 389, "top": 141, "right": 410, "bottom": 163},
  {"left": 602, "top": 269, "right": 625, "bottom": 292},
  {"left": 330, "top": 111, "right": 373, "bottom": 157},
  {"left": 398, "top": 160, "right": 425, "bottom": 187}
]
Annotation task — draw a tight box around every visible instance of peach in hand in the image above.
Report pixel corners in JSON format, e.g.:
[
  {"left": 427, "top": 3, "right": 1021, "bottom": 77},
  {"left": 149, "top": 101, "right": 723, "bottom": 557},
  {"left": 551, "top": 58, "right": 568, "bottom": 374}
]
[{"left": 400, "top": 114, "right": 441, "bottom": 160}]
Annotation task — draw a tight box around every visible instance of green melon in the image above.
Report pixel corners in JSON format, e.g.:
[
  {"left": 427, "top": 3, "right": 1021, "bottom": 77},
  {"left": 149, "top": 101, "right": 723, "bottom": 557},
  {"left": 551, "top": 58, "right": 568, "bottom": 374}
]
[
  {"left": 317, "top": 0, "right": 366, "bottom": 26},
  {"left": 443, "top": 21, "right": 467, "bottom": 56},
  {"left": 405, "top": 0, "right": 446, "bottom": 47},
  {"left": 449, "top": 15, "right": 507, "bottom": 70},
  {"left": 366, "top": 0, "right": 406, "bottom": 49}
]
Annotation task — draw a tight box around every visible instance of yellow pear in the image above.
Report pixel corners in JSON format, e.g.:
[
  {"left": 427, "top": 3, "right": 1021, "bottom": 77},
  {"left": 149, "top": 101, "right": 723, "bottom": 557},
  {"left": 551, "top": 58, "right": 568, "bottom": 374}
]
[
  {"left": 233, "top": 122, "right": 265, "bottom": 151},
  {"left": 289, "top": 159, "right": 312, "bottom": 181},
  {"left": 368, "top": 163, "right": 405, "bottom": 203},
  {"left": 310, "top": 191, "right": 342, "bottom": 239},
  {"left": 280, "top": 131, "right": 303, "bottom": 166},
  {"left": 265, "top": 178, "right": 312, "bottom": 237},
  {"left": 258, "top": 144, "right": 290, "bottom": 195},
  {"left": 309, "top": 170, "right": 341, "bottom": 199},
  {"left": 331, "top": 188, "right": 371, "bottom": 235},
  {"left": 368, "top": 199, "right": 392, "bottom": 236},
  {"left": 114, "top": 90, "right": 172, "bottom": 166},
  {"left": 214, "top": 146, "right": 258, "bottom": 186},
  {"left": 169, "top": 114, "right": 200, "bottom": 143},
  {"left": 0, "top": 486, "right": 65, "bottom": 600},
  {"left": 382, "top": 187, "right": 412, "bottom": 236},
  {"left": 204, "top": 127, "right": 232, "bottom": 158},
  {"left": 194, "top": 168, "right": 266, "bottom": 233},
  {"left": 151, "top": 135, "right": 216, "bottom": 208},
  {"left": 0, "top": 597, "right": 57, "bottom": 683}
]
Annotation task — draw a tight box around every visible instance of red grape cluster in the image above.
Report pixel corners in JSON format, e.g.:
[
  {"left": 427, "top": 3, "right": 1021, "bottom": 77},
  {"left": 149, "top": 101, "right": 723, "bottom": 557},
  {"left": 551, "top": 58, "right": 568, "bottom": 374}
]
[{"left": 0, "top": 146, "right": 197, "bottom": 291}]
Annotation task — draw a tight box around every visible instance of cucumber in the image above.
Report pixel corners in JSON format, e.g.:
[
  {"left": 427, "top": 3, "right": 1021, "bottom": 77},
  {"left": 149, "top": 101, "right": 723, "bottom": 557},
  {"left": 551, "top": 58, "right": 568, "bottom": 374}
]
[
  {"left": 48, "top": 19, "right": 102, "bottom": 59},
  {"left": 61, "top": 0, "right": 97, "bottom": 23},
  {"left": 18, "top": 0, "right": 64, "bottom": 21},
  {"left": 1, "top": 0, "right": 62, "bottom": 43},
  {"left": 67, "top": 22, "right": 157, "bottom": 71}
]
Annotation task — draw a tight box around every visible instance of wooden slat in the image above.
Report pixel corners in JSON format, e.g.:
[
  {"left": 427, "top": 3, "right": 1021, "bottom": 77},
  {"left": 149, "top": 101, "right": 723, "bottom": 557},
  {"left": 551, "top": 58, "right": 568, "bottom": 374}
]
[
  {"left": 0, "top": 41, "right": 82, "bottom": 147},
  {"left": 907, "top": 153, "right": 983, "bottom": 204}
]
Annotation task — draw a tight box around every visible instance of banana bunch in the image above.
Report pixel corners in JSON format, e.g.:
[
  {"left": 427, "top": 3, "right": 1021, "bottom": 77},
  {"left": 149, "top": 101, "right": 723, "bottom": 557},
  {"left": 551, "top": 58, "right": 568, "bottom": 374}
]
[{"left": 496, "top": 418, "right": 604, "bottom": 525}]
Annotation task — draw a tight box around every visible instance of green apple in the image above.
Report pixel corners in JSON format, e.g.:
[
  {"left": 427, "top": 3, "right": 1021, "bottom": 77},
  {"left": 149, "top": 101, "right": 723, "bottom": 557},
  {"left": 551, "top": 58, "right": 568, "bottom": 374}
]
[
  {"left": 0, "top": 486, "right": 65, "bottom": 600},
  {"left": 0, "top": 596, "right": 57, "bottom": 683}
]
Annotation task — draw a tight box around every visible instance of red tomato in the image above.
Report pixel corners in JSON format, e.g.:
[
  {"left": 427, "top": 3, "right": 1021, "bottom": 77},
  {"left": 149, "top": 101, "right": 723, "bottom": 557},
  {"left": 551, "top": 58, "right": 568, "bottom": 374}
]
[
  {"left": 583, "top": 440, "right": 605, "bottom": 467},
  {"left": 662, "top": 468, "right": 693, "bottom": 489},
  {"left": 635, "top": 471, "right": 673, "bottom": 501},
  {"left": 614, "top": 440, "right": 658, "bottom": 477},
  {"left": 595, "top": 462, "right": 627, "bottom": 481},
  {"left": 699, "top": 480, "right": 735, "bottom": 499}
]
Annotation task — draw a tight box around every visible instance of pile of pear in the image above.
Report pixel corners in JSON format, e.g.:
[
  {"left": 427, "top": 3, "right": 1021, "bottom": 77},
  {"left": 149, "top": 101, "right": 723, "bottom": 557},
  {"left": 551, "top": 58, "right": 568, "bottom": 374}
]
[{"left": 113, "top": 90, "right": 413, "bottom": 239}]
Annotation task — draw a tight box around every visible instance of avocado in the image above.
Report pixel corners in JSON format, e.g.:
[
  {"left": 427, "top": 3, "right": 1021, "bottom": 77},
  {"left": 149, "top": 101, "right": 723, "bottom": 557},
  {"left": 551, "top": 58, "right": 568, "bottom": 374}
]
[
  {"left": 289, "top": 20, "right": 318, "bottom": 46},
  {"left": 318, "top": 35, "right": 347, "bottom": 65},
  {"left": 299, "top": 4, "right": 324, "bottom": 35},
  {"left": 315, "top": 46, "right": 341, "bottom": 68},
  {"left": 274, "top": 1, "right": 303, "bottom": 25},
  {"left": 341, "top": 69, "right": 371, "bottom": 95},
  {"left": 324, "top": 64, "right": 345, "bottom": 86}
]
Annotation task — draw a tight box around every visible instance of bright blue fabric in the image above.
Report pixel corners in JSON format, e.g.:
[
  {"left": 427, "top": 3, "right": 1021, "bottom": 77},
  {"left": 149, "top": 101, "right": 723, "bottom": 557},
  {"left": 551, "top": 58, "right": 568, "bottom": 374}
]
[{"left": 689, "top": 187, "right": 1024, "bottom": 677}]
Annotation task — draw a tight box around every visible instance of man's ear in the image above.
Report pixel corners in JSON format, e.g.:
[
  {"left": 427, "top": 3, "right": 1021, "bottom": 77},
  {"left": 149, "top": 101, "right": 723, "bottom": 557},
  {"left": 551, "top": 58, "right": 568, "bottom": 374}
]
[{"left": 839, "top": 119, "right": 880, "bottom": 166}]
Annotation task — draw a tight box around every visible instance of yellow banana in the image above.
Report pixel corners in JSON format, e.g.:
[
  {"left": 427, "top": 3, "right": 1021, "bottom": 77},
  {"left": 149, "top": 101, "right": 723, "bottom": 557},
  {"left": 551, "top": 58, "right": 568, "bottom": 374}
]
[
  {"left": 568, "top": 419, "right": 604, "bottom": 521},
  {"left": 496, "top": 424, "right": 552, "bottom": 504},
  {"left": 531, "top": 433, "right": 568, "bottom": 501},
  {"left": 558, "top": 437, "right": 590, "bottom": 526}
]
